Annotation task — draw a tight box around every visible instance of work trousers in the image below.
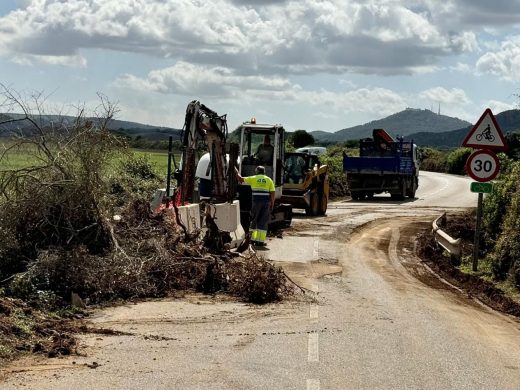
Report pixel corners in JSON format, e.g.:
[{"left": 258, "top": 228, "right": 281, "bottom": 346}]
[{"left": 250, "top": 199, "right": 269, "bottom": 243}]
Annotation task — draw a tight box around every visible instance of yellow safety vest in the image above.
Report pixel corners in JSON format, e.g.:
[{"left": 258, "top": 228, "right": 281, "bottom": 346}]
[{"left": 244, "top": 175, "right": 275, "bottom": 199}]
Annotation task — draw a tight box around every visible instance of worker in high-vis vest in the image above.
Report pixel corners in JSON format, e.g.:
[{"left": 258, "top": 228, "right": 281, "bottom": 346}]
[{"left": 236, "top": 165, "right": 275, "bottom": 246}]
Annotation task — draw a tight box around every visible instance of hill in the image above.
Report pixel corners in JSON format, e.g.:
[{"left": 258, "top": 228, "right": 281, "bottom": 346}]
[
  {"left": 406, "top": 109, "right": 520, "bottom": 148},
  {"left": 0, "top": 113, "right": 182, "bottom": 140},
  {"left": 312, "top": 108, "right": 471, "bottom": 142}
]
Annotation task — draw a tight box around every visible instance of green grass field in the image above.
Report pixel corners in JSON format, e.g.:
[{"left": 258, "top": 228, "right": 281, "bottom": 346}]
[
  {"left": 0, "top": 143, "right": 43, "bottom": 170},
  {"left": 132, "top": 149, "right": 180, "bottom": 178},
  {"left": 0, "top": 142, "right": 180, "bottom": 179}
]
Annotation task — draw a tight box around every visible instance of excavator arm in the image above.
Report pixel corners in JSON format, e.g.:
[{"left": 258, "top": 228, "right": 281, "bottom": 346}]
[{"left": 179, "top": 101, "right": 229, "bottom": 204}]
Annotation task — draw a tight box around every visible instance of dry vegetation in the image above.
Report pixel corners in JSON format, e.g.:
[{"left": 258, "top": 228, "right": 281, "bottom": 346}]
[{"left": 0, "top": 87, "right": 293, "bottom": 364}]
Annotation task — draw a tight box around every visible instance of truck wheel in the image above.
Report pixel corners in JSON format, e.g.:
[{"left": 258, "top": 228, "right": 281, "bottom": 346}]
[
  {"left": 406, "top": 183, "right": 416, "bottom": 198},
  {"left": 353, "top": 192, "right": 365, "bottom": 201},
  {"left": 392, "top": 181, "right": 406, "bottom": 200},
  {"left": 318, "top": 193, "right": 327, "bottom": 215},
  {"left": 400, "top": 181, "right": 407, "bottom": 200},
  {"left": 407, "top": 178, "right": 417, "bottom": 198}
]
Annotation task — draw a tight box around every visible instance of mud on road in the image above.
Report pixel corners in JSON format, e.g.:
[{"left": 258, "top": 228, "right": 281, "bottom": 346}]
[{"left": 2, "top": 197, "right": 520, "bottom": 389}]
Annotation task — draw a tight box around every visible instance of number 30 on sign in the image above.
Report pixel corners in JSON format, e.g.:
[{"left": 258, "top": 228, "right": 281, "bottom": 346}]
[{"left": 466, "top": 149, "right": 500, "bottom": 182}]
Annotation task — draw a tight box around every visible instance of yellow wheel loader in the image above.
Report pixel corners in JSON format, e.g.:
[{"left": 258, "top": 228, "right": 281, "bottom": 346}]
[{"left": 281, "top": 151, "right": 329, "bottom": 216}]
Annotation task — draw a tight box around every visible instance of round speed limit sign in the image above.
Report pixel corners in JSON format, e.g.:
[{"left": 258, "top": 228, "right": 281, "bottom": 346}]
[{"left": 466, "top": 149, "right": 500, "bottom": 182}]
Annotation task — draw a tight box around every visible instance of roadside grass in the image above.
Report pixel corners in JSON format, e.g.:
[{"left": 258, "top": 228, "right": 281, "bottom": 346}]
[
  {"left": 460, "top": 256, "right": 520, "bottom": 305},
  {"left": 426, "top": 212, "right": 520, "bottom": 311},
  {"left": 458, "top": 256, "right": 494, "bottom": 280}
]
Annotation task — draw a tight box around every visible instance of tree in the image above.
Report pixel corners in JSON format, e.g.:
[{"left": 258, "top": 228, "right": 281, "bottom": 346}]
[{"left": 290, "top": 130, "right": 315, "bottom": 148}]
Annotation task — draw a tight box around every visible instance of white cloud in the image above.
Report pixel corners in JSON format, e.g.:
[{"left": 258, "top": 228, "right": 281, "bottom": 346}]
[
  {"left": 0, "top": 0, "right": 482, "bottom": 75},
  {"left": 450, "top": 31, "right": 479, "bottom": 52},
  {"left": 116, "top": 62, "right": 408, "bottom": 117},
  {"left": 418, "top": 87, "right": 472, "bottom": 120},
  {"left": 11, "top": 53, "right": 87, "bottom": 67},
  {"left": 485, "top": 100, "right": 517, "bottom": 114},
  {"left": 449, "top": 62, "right": 472, "bottom": 73},
  {"left": 419, "top": 87, "right": 471, "bottom": 105},
  {"left": 115, "top": 61, "right": 292, "bottom": 97},
  {"left": 476, "top": 35, "right": 520, "bottom": 81}
]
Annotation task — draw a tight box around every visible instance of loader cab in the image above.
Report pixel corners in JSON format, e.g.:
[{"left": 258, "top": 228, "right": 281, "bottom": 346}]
[
  {"left": 236, "top": 122, "right": 285, "bottom": 196},
  {"left": 283, "top": 152, "right": 321, "bottom": 185}
]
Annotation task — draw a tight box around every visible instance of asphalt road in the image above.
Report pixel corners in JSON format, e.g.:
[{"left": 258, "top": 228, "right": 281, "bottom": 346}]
[{"left": 2, "top": 171, "right": 519, "bottom": 390}]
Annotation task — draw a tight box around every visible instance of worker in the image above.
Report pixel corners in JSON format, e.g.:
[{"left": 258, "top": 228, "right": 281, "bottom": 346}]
[
  {"left": 285, "top": 154, "right": 306, "bottom": 184},
  {"left": 235, "top": 165, "right": 275, "bottom": 247},
  {"left": 255, "top": 135, "right": 274, "bottom": 165}
]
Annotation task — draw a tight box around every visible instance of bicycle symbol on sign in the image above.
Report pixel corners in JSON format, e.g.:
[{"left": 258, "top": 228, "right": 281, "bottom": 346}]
[{"left": 476, "top": 124, "right": 495, "bottom": 142}]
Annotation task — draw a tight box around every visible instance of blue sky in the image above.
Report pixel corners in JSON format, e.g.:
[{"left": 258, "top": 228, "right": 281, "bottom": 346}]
[{"left": 1, "top": 0, "right": 520, "bottom": 132}]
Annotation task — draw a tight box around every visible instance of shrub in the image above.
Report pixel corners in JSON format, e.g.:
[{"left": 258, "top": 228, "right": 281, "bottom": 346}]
[
  {"left": 483, "top": 159, "right": 520, "bottom": 243},
  {"left": 320, "top": 146, "right": 350, "bottom": 198},
  {"left": 289, "top": 130, "right": 314, "bottom": 148},
  {"left": 489, "top": 186, "right": 520, "bottom": 281},
  {"left": 445, "top": 147, "right": 472, "bottom": 175},
  {"left": 418, "top": 147, "right": 447, "bottom": 172},
  {"left": 109, "top": 154, "right": 162, "bottom": 206}
]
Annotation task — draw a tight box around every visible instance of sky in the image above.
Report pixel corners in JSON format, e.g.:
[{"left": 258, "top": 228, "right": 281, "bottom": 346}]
[{"left": 1, "top": 0, "right": 520, "bottom": 133}]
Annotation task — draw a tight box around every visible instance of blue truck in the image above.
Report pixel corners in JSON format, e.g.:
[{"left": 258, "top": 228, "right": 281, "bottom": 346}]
[{"left": 343, "top": 129, "right": 419, "bottom": 200}]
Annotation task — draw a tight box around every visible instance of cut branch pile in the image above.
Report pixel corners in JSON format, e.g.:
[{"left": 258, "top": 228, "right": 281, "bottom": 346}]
[
  {"left": 8, "top": 199, "right": 293, "bottom": 306},
  {"left": 0, "top": 87, "right": 292, "bottom": 309}
]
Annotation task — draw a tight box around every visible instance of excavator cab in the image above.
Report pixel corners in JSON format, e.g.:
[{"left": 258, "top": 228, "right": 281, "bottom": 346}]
[
  {"left": 236, "top": 121, "right": 286, "bottom": 198},
  {"left": 235, "top": 121, "right": 292, "bottom": 228}
]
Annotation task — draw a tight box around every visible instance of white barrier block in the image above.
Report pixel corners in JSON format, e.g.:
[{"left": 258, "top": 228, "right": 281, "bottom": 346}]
[
  {"left": 177, "top": 204, "right": 201, "bottom": 233},
  {"left": 211, "top": 200, "right": 240, "bottom": 232},
  {"left": 209, "top": 201, "right": 245, "bottom": 248}
]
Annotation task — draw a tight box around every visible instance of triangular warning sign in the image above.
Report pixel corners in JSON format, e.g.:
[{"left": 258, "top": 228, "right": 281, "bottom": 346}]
[{"left": 462, "top": 108, "right": 508, "bottom": 151}]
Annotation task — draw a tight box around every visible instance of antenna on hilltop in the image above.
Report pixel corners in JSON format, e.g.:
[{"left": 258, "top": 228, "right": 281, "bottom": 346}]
[{"left": 438, "top": 102, "right": 441, "bottom": 115}]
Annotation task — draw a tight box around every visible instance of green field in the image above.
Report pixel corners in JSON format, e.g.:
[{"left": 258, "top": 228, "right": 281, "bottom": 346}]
[
  {"left": 0, "top": 143, "right": 43, "bottom": 170},
  {"left": 132, "top": 149, "right": 181, "bottom": 178},
  {"left": 0, "top": 142, "right": 180, "bottom": 179}
]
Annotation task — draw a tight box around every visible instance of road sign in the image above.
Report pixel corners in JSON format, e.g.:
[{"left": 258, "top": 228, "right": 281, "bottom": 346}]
[
  {"left": 466, "top": 149, "right": 500, "bottom": 182},
  {"left": 470, "top": 181, "right": 493, "bottom": 193},
  {"left": 462, "top": 108, "right": 508, "bottom": 151}
]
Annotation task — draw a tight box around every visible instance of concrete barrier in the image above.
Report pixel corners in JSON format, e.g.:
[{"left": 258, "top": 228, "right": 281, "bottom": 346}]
[
  {"left": 432, "top": 213, "right": 461, "bottom": 259},
  {"left": 177, "top": 203, "right": 202, "bottom": 233},
  {"left": 206, "top": 200, "right": 245, "bottom": 248}
]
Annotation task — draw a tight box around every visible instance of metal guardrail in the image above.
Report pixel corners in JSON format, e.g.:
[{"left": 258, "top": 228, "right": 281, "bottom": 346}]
[{"left": 432, "top": 213, "right": 461, "bottom": 259}]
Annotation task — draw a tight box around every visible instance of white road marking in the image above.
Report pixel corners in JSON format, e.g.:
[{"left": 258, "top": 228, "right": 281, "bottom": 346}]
[
  {"left": 308, "top": 333, "right": 319, "bottom": 362},
  {"left": 308, "top": 243, "right": 320, "bottom": 389},
  {"left": 313, "top": 238, "right": 319, "bottom": 259},
  {"left": 306, "top": 378, "right": 320, "bottom": 390},
  {"left": 309, "top": 304, "right": 319, "bottom": 320}
]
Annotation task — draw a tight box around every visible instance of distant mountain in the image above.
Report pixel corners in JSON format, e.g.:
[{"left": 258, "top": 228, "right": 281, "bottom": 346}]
[
  {"left": 312, "top": 108, "right": 471, "bottom": 142},
  {"left": 406, "top": 109, "right": 520, "bottom": 148},
  {"left": 0, "top": 113, "right": 182, "bottom": 140}
]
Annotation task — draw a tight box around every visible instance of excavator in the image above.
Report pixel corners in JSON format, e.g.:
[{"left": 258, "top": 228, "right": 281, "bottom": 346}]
[
  {"left": 153, "top": 100, "right": 246, "bottom": 250},
  {"left": 153, "top": 103, "right": 328, "bottom": 246}
]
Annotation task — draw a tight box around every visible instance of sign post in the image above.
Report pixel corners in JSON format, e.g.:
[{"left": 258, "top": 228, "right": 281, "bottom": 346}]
[
  {"left": 463, "top": 108, "right": 508, "bottom": 271},
  {"left": 472, "top": 193, "right": 483, "bottom": 272}
]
